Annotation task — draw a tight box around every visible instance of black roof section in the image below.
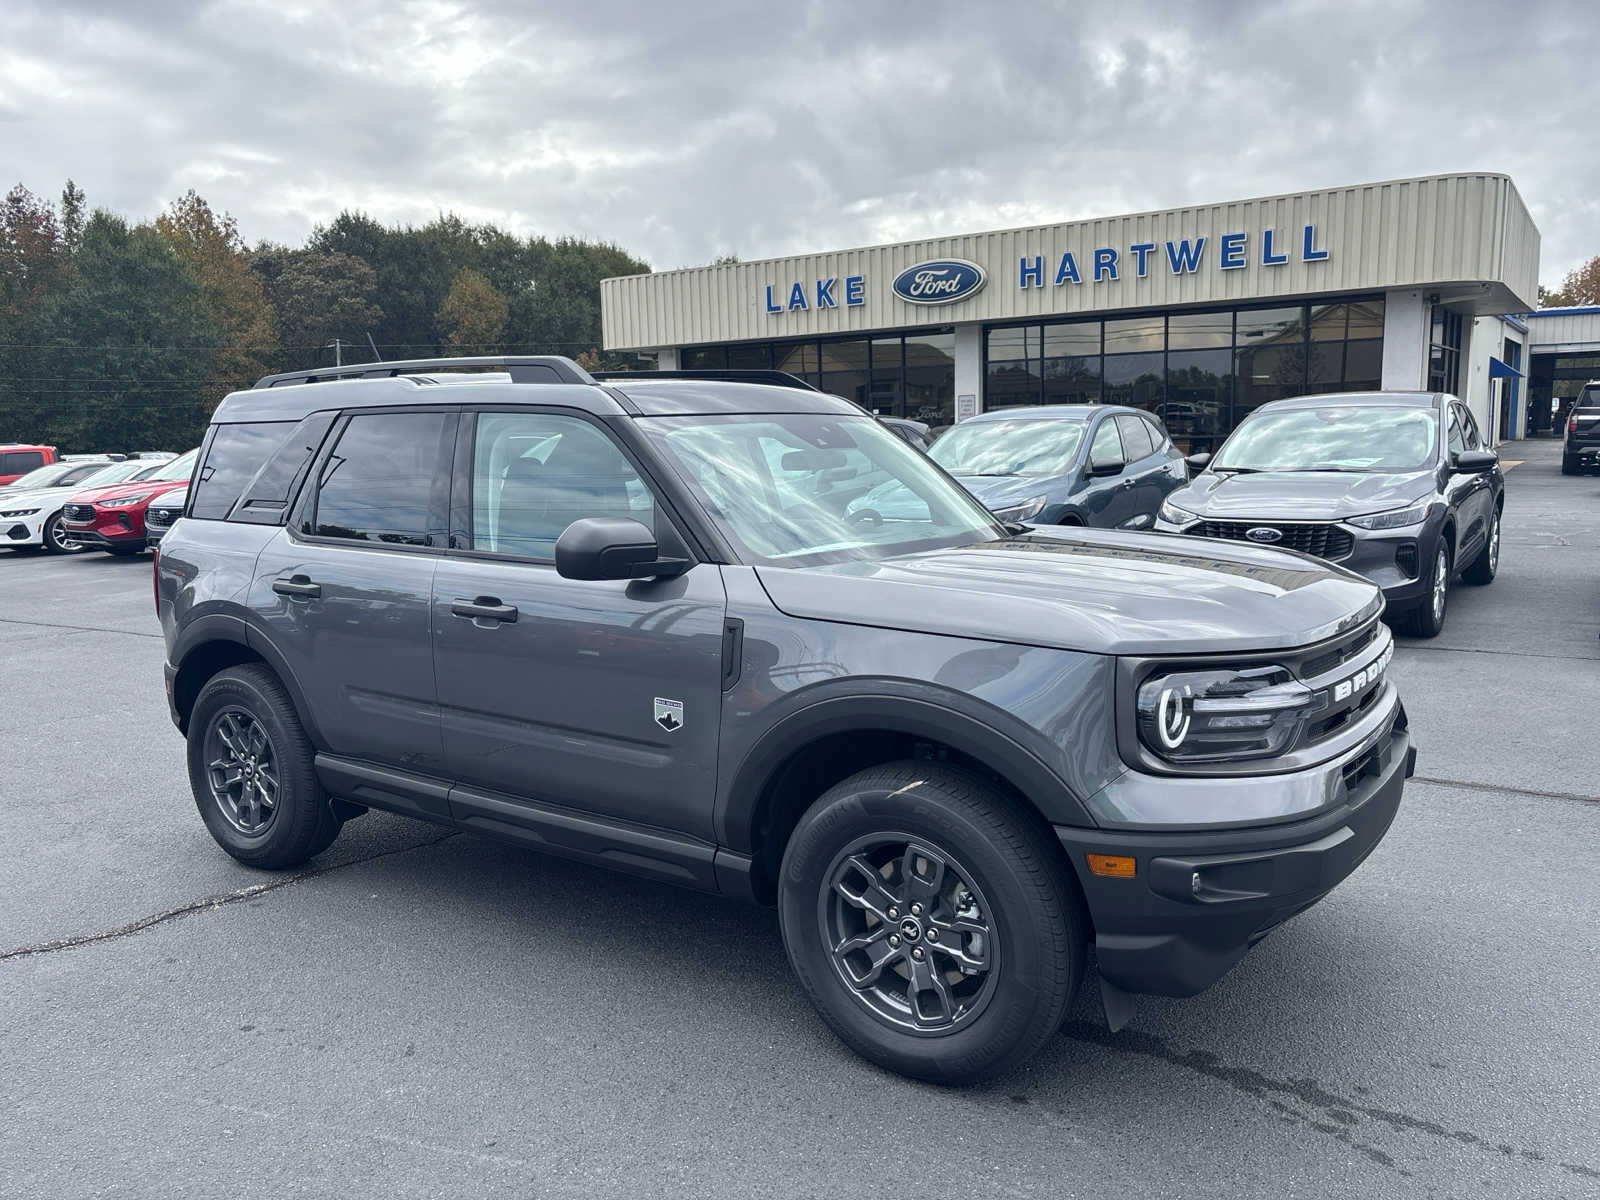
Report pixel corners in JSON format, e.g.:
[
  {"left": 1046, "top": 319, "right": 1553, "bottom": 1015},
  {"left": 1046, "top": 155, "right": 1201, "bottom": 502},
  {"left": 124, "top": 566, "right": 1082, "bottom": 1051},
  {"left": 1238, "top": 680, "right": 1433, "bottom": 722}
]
[
  {"left": 254, "top": 355, "right": 595, "bottom": 388},
  {"left": 593, "top": 368, "right": 817, "bottom": 391}
]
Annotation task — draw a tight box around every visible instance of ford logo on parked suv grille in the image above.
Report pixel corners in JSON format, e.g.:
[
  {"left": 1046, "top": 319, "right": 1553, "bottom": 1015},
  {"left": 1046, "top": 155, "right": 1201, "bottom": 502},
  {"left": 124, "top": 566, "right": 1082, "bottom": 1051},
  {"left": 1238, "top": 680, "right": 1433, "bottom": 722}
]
[
  {"left": 891, "top": 259, "right": 986, "bottom": 306},
  {"left": 1245, "top": 526, "right": 1282, "bottom": 543}
]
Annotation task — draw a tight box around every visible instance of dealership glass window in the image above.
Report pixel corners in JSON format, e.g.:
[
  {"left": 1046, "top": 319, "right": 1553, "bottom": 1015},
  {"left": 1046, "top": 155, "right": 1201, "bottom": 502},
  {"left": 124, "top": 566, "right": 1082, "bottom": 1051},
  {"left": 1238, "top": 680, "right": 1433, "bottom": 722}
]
[
  {"left": 1164, "top": 348, "right": 1232, "bottom": 452},
  {"left": 1043, "top": 321, "right": 1100, "bottom": 357},
  {"left": 985, "top": 326, "right": 1041, "bottom": 410},
  {"left": 775, "top": 341, "right": 818, "bottom": 382},
  {"left": 820, "top": 338, "right": 870, "bottom": 408},
  {"left": 1167, "top": 310, "right": 1233, "bottom": 349},
  {"left": 680, "top": 347, "right": 727, "bottom": 370},
  {"left": 1042, "top": 355, "right": 1101, "bottom": 405},
  {"left": 903, "top": 332, "right": 955, "bottom": 428},
  {"left": 1102, "top": 351, "right": 1164, "bottom": 410},
  {"left": 865, "top": 336, "right": 904, "bottom": 417},
  {"left": 1104, "top": 315, "right": 1165, "bottom": 354},
  {"left": 1428, "top": 307, "right": 1463, "bottom": 395},
  {"left": 726, "top": 343, "right": 773, "bottom": 369}
]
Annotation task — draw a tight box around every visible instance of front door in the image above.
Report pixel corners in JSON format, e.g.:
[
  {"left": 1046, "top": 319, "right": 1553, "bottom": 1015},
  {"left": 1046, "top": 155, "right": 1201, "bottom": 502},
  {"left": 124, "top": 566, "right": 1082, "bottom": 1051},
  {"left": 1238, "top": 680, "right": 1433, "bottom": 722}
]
[
  {"left": 430, "top": 408, "right": 727, "bottom": 841},
  {"left": 251, "top": 408, "right": 453, "bottom": 777}
]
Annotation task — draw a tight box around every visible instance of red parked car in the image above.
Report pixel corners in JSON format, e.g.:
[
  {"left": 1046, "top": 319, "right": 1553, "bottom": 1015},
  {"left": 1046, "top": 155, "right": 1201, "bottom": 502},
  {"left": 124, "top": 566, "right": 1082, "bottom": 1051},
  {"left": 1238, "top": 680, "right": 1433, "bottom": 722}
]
[
  {"left": 0, "top": 444, "right": 57, "bottom": 485},
  {"left": 61, "top": 449, "right": 197, "bottom": 555}
]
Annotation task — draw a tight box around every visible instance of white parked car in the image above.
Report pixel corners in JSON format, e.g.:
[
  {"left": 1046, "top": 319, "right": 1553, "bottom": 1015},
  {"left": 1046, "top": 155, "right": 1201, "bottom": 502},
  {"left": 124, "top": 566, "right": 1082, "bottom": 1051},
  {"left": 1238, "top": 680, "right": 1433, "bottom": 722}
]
[{"left": 0, "top": 459, "right": 171, "bottom": 553}]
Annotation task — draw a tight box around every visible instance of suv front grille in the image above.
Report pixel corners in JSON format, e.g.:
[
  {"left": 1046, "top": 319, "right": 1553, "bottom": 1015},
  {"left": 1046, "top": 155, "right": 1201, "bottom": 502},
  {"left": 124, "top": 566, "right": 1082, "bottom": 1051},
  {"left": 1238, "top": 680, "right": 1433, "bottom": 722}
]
[
  {"left": 64, "top": 504, "right": 95, "bottom": 522},
  {"left": 1300, "top": 623, "right": 1377, "bottom": 680},
  {"left": 1194, "top": 520, "right": 1354, "bottom": 560},
  {"left": 146, "top": 507, "right": 174, "bottom": 528}
]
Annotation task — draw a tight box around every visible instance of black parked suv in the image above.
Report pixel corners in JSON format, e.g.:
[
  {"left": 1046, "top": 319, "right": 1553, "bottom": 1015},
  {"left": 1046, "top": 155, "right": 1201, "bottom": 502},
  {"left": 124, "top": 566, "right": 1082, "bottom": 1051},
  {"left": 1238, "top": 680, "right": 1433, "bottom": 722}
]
[
  {"left": 1156, "top": 392, "right": 1503, "bottom": 638},
  {"left": 1562, "top": 381, "right": 1600, "bottom": 475},
  {"left": 157, "top": 357, "right": 1414, "bottom": 1083}
]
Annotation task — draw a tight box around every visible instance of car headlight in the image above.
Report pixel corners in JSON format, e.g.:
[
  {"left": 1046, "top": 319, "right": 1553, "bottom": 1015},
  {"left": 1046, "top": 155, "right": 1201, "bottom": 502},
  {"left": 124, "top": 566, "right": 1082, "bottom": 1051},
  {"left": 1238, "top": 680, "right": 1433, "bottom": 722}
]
[
  {"left": 1136, "top": 664, "right": 1320, "bottom": 762},
  {"left": 1347, "top": 502, "right": 1431, "bottom": 530},
  {"left": 990, "top": 495, "right": 1048, "bottom": 523},
  {"left": 1158, "top": 497, "right": 1197, "bottom": 525},
  {"left": 99, "top": 492, "right": 154, "bottom": 508},
  {"left": 0, "top": 507, "right": 40, "bottom": 517}
]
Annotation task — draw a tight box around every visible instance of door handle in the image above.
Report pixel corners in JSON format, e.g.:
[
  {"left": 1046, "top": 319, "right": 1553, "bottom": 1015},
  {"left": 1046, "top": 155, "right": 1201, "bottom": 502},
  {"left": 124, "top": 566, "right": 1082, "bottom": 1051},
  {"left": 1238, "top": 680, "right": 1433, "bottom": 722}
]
[
  {"left": 272, "top": 575, "right": 321, "bottom": 599},
  {"left": 451, "top": 596, "right": 518, "bottom": 623}
]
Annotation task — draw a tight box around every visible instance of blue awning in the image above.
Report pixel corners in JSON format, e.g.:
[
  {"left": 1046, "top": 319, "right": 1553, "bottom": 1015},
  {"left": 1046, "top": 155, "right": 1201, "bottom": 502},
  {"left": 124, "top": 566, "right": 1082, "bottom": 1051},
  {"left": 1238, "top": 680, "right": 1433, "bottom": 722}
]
[{"left": 1488, "top": 356, "right": 1523, "bottom": 379}]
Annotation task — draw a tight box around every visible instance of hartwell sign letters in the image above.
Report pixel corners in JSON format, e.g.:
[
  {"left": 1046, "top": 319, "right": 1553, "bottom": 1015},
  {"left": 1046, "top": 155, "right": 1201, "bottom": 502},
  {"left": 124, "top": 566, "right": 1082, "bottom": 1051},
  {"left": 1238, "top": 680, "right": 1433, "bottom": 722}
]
[{"left": 762, "top": 224, "right": 1330, "bottom": 315}]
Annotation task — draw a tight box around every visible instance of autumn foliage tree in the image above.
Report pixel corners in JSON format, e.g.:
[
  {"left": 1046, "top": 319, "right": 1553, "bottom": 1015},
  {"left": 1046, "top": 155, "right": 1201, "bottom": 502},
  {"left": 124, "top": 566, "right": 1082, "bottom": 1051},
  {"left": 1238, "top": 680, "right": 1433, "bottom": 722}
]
[{"left": 437, "top": 267, "right": 509, "bottom": 354}]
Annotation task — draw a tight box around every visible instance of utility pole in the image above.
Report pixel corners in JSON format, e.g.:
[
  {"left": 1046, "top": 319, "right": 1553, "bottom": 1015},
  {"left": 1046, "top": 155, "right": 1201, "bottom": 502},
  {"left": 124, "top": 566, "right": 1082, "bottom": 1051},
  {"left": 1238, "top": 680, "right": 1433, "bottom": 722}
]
[{"left": 325, "top": 337, "right": 346, "bottom": 366}]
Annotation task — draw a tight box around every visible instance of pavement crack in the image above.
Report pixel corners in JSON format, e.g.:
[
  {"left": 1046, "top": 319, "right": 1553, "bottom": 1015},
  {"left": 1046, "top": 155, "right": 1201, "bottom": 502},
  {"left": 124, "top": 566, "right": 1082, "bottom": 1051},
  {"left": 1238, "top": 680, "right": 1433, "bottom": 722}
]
[
  {"left": 1411, "top": 775, "right": 1599, "bottom": 806},
  {"left": 0, "top": 831, "right": 460, "bottom": 963},
  {"left": 1061, "top": 1021, "right": 1596, "bottom": 1181},
  {"left": 0, "top": 615, "right": 162, "bottom": 639},
  {"left": 1393, "top": 642, "right": 1598, "bottom": 663}
]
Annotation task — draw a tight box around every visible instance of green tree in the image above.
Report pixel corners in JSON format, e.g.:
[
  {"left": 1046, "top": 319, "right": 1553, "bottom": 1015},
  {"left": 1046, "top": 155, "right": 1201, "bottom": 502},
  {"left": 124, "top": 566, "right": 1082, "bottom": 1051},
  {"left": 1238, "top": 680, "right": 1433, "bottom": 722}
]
[
  {"left": 436, "top": 267, "right": 509, "bottom": 354},
  {"left": 251, "top": 246, "right": 384, "bottom": 369},
  {"left": 0, "top": 184, "right": 68, "bottom": 327},
  {"left": 59, "top": 180, "right": 86, "bottom": 253},
  {"left": 25, "top": 211, "right": 220, "bottom": 452},
  {"left": 156, "top": 191, "right": 277, "bottom": 391}
]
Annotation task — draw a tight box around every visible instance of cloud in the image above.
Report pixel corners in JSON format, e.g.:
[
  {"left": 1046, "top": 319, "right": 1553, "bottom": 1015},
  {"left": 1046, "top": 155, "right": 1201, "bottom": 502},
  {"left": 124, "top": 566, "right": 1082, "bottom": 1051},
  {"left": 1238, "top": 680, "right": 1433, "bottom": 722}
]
[{"left": 1, "top": 0, "right": 1595, "bottom": 286}]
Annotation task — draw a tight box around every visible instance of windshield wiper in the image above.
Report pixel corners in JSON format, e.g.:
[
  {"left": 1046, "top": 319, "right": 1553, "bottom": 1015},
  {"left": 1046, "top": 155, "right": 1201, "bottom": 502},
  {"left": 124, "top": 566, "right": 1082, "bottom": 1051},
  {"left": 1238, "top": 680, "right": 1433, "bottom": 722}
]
[{"left": 1212, "top": 466, "right": 1263, "bottom": 474}]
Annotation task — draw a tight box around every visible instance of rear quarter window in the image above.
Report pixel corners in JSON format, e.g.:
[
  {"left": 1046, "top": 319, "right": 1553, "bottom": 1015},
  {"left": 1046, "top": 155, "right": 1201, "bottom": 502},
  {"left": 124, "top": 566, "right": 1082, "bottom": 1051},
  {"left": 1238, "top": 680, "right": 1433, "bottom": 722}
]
[
  {"left": 1, "top": 450, "right": 45, "bottom": 474},
  {"left": 190, "top": 422, "right": 296, "bottom": 520}
]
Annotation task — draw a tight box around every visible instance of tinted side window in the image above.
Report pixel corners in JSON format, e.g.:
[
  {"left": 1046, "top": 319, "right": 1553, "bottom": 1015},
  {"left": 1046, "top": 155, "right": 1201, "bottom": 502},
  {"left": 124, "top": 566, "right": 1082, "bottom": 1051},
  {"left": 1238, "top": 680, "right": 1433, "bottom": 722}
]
[
  {"left": 311, "top": 411, "right": 448, "bottom": 546},
  {"left": 1447, "top": 408, "right": 1466, "bottom": 459},
  {"left": 1143, "top": 415, "right": 1170, "bottom": 450},
  {"left": 470, "top": 412, "right": 652, "bottom": 559},
  {"left": 1090, "top": 419, "right": 1124, "bottom": 463},
  {"left": 1116, "top": 415, "right": 1155, "bottom": 460},
  {"left": 1459, "top": 406, "right": 1483, "bottom": 450},
  {"left": 1, "top": 451, "right": 44, "bottom": 473},
  {"left": 191, "top": 423, "right": 295, "bottom": 520},
  {"left": 232, "top": 412, "right": 336, "bottom": 525}
]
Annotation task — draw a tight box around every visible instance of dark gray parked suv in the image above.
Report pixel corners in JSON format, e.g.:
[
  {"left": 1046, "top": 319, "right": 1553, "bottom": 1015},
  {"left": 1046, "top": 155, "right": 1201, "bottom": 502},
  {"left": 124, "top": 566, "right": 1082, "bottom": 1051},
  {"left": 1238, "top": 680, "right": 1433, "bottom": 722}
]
[
  {"left": 156, "top": 356, "right": 1415, "bottom": 1083},
  {"left": 1156, "top": 392, "right": 1503, "bottom": 638}
]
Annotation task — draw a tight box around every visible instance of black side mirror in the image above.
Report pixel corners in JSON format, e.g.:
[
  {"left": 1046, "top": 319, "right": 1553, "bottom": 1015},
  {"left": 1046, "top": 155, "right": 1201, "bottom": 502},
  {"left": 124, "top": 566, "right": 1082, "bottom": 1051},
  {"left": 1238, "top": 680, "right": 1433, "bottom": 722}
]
[
  {"left": 1453, "top": 449, "right": 1498, "bottom": 474},
  {"left": 554, "top": 517, "right": 688, "bottom": 581},
  {"left": 1088, "top": 455, "right": 1124, "bottom": 478},
  {"left": 1185, "top": 452, "right": 1212, "bottom": 471}
]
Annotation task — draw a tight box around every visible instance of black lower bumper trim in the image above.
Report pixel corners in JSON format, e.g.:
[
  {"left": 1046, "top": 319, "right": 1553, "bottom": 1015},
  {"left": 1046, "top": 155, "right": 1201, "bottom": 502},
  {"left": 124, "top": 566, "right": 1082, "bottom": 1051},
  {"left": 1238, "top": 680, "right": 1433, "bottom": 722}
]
[{"left": 1057, "top": 729, "right": 1413, "bottom": 998}]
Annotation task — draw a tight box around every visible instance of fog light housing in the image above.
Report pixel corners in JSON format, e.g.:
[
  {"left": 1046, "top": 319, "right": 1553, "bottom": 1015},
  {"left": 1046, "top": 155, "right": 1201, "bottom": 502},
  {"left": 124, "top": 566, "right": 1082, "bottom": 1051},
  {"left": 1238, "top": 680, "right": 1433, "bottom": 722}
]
[{"left": 1396, "top": 543, "right": 1419, "bottom": 579}]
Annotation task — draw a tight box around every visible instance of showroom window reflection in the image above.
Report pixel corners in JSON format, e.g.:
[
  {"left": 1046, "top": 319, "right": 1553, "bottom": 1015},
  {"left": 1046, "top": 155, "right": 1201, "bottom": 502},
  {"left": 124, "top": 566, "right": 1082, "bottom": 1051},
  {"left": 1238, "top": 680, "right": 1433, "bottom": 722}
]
[{"left": 983, "top": 298, "right": 1385, "bottom": 452}]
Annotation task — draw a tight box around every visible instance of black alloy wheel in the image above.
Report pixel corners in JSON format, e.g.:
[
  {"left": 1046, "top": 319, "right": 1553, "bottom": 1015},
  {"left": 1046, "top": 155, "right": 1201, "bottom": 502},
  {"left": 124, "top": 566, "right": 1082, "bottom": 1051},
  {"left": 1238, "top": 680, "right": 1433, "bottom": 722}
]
[
  {"left": 780, "top": 762, "right": 1085, "bottom": 1084},
  {"left": 203, "top": 707, "right": 280, "bottom": 835},
  {"left": 821, "top": 835, "right": 999, "bottom": 1034}
]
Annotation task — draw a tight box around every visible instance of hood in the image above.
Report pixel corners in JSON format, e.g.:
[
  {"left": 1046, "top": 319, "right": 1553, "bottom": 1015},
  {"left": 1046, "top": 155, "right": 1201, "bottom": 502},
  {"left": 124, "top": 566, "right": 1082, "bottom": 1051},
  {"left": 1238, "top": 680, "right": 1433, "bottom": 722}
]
[
  {"left": 1171, "top": 469, "right": 1434, "bottom": 521},
  {"left": 754, "top": 526, "right": 1381, "bottom": 656},
  {"left": 72, "top": 478, "right": 188, "bottom": 506},
  {"left": 150, "top": 486, "right": 189, "bottom": 509},
  {"left": 950, "top": 474, "right": 1059, "bottom": 510},
  {"left": 0, "top": 483, "right": 80, "bottom": 508}
]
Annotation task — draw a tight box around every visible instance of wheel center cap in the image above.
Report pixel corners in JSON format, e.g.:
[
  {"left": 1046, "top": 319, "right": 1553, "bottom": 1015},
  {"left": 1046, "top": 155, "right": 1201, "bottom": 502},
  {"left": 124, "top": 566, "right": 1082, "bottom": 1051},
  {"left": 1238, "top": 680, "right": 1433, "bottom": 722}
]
[{"left": 898, "top": 917, "right": 922, "bottom": 942}]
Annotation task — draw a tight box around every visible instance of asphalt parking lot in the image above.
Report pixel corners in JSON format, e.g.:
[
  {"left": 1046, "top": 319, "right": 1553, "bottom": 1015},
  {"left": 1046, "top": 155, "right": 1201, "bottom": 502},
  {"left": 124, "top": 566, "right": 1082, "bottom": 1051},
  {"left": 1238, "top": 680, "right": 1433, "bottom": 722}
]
[{"left": 2, "top": 438, "right": 1597, "bottom": 1200}]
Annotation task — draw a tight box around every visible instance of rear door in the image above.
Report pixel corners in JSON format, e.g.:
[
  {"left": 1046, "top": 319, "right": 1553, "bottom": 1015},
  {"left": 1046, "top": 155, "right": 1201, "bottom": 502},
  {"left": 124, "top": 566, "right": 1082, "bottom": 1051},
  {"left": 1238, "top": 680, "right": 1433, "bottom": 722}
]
[
  {"left": 430, "top": 408, "right": 727, "bottom": 842},
  {"left": 1080, "top": 415, "right": 1136, "bottom": 528},
  {"left": 1114, "top": 413, "right": 1163, "bottom": 527},
  {"left": 250, "top": 408, "right": 453, "bottom": 777}
]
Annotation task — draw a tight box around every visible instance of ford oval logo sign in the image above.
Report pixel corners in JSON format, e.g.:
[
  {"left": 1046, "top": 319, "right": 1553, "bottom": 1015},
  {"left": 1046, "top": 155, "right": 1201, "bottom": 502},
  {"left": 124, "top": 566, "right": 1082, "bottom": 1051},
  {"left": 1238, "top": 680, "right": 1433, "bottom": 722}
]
[
  {"left": 891, "top": 259, "right": 986, "bottom": 306},
  {"left": 1245, "top": 527, "right": 1283, "bottom": 543}
]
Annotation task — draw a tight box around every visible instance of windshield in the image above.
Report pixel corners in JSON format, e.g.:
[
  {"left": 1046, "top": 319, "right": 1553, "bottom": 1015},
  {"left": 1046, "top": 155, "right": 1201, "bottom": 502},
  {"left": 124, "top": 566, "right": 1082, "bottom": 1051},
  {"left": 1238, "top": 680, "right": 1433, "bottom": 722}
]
[
  {"left": 929, "top": 419, "right": 1086, "bottom": 477},
  {"left": 6, "top": 461, "right": 85, "bottom": 489},
  {"left": 75, "top": 461, "right": 151, "bottom": 488},
  {"left": 1212, "top": 407, "right": 1438, "bottom": 473},
  {"left": 642, "top": 413, "right": 1002, "bottom": 566},
  {"left": 147, "top": 449, "right": 198, "bottom": 482}
]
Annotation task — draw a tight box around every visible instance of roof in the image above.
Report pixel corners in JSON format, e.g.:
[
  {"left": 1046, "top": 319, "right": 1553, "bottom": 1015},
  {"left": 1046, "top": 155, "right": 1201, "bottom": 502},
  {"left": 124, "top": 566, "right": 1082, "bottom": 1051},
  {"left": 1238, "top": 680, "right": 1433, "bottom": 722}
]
[
  {"left": 962, "top": 404, "right": 1131, "bottom": 423},
  {"left": 1526, "top": 306, "right": 1600, "bottom": 317},
  {"left": 1256, "top": 390, "right": 1440, "bottom": 413},
  {"left": 604, "top": 378, "right": 862, "bottom": 418}
]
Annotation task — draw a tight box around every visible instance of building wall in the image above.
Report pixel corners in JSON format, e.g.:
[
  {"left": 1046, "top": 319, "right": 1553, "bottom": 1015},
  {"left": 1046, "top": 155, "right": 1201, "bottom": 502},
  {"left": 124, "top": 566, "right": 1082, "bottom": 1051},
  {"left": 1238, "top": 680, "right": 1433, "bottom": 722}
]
[{"left": 602, "top": 173, "right": 1540, "bottom": 352}]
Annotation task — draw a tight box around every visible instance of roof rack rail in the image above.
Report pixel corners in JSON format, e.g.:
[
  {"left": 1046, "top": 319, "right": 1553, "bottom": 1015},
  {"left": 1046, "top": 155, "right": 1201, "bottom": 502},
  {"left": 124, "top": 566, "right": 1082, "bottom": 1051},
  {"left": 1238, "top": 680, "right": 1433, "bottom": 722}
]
[
  {"left": 592, "top": 369, "right": 818, "bottom": 391},
  {"left": 253, "top": 355, "right": 595, "bottom": 389}
]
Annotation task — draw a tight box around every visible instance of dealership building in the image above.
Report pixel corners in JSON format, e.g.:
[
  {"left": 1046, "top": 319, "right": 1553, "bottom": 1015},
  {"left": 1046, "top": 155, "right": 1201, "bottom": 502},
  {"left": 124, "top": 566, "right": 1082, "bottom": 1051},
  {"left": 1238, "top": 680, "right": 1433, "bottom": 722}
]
[{"left": 601, "top": 172, "right": 1540, "bottom": 449}]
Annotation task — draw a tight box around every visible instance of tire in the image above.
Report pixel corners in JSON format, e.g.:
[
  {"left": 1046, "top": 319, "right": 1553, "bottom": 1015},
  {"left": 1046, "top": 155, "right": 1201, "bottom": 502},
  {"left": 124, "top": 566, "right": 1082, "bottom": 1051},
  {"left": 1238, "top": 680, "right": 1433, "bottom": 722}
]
[
  {"left": 41, "top": 512, "right": 84, "bottom": 555},
  {"left": 187, "top": 664, "right": 342, "bottom": 869},
  {"left": 1404, "top": 540, "right": 1451, "bottom": 638},
  {"left": 778, "top": 762, "right": 1085, "bottom": 1084},
  {"left": 1463, "top": 507, "right": 1500, "bottom": 585},
  {"left": 1561, "top": 456, "right": 1579, "bottom": 476}
]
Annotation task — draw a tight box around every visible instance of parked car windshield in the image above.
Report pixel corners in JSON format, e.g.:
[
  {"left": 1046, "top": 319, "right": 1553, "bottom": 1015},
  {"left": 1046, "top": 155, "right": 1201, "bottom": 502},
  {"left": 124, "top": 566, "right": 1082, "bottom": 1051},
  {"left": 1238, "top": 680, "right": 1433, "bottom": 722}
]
[
  {"left": 1212, "top": 406, "right": 1438, "bottom": 472},
  {"left": 146, "top": 448, "right": 198, "bottom": 482},
  {"left": 6, "top": 461, "right": 86, "bottom": 489},
  {"left": 75, "top": 460, "right": 153, "bottom": 488},
  {"left": 643, "top": 413, "right": 1003, "bottom": 566},
  {"left": 929, "top": 419, "right": 1086, "bottom": 477}
]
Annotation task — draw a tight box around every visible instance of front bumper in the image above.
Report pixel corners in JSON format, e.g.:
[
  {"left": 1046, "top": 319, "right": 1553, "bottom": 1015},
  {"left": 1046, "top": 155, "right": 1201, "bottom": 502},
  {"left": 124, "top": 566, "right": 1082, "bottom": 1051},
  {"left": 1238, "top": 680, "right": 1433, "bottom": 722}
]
[
  {"left": 1056, "top": 719, "right": 1414, "bottom": 998},
  {"left": 63, "top": 510, "right": 146, "bottom": 549},
  {"left": 2, "top": 509, "right": 48, "bottom": 546}
]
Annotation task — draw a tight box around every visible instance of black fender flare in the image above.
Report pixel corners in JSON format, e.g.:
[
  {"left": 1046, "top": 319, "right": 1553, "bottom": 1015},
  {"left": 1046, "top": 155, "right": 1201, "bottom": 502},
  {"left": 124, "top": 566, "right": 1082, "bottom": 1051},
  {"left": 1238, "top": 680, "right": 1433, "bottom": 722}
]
[
  {"left": 715, "top": 679, "right": 1099, "bottom": 855},
  {"left": 171, "top": 612, "right": 326, "bottom": 749}
]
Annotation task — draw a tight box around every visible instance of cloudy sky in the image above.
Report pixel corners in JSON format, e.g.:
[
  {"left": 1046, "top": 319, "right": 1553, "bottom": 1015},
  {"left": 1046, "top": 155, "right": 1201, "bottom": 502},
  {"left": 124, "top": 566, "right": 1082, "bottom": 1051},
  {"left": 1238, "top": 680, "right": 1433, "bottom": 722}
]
[{"left": 1, "top": 0, "right": 1595, "bottom": 288}]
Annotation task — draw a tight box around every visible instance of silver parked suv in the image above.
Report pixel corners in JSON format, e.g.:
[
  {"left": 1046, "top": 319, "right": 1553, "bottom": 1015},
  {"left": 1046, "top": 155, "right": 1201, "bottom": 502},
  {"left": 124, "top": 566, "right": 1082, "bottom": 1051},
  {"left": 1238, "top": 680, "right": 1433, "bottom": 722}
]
[{"left": 156, "top": 357, "right": 1415, "bottom": 1083}]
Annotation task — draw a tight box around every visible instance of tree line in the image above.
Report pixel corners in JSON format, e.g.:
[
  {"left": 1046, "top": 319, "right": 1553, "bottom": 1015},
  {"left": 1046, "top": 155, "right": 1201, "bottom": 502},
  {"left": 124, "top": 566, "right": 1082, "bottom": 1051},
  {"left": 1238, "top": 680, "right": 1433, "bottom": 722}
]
[{"left": 0, "top": 182, "right": 653, "bottom": 453}]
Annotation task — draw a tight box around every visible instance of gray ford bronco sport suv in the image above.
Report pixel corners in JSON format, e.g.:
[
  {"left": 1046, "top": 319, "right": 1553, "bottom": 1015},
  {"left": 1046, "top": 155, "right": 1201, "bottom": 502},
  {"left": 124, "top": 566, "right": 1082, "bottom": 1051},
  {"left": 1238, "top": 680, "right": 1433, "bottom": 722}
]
[{"left": 157, "top": 356, "right": 1414, "bottom": 1084}]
